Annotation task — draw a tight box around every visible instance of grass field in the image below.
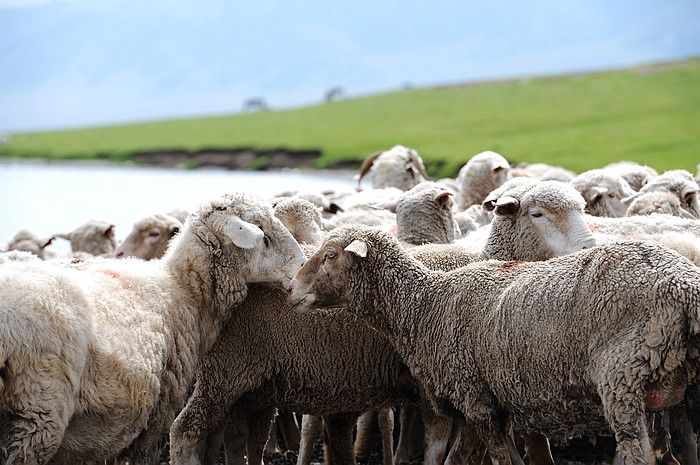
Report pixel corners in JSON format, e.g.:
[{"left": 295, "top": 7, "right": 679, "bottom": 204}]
[{"left": 2, "top": 58, "right": 698, "bottom": 178}]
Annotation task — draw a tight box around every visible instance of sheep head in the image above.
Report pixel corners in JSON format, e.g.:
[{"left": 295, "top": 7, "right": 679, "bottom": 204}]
[
  {"left": 288, "top": 225, "right": 384, "bottom": 313},
  {"left": 169, "top": 192, "right": 307, "bottom": 313},
  {"left": 487, "top": 181, "right": 597, "bottom": 260},
  {"left": 115, "top": 213, "right": 182, "bottom": 260}
]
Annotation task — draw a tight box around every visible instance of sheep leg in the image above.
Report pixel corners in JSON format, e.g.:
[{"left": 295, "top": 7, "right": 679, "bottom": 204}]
[
  {"left": 297, "top": 414, "right": 322, "bottom": 465},
  {"left": 417, "top": 403, "right": 451, "bottom": 465},
  {"left": 201, "top": 427, "right": 223, "bottom": 465},
  {"left": 3, "top": 367, "right": 72, "bottom": 465},
  {"left": 672, "top": 403, "right": 699, "bottom": 465},
  {"left": 377, "top": 407, "right": 395, "bottom": 465},
  {"left": 442, "top": 417, "right": 481, "bottom": 465},
  {"left": 353, "top": 409, "right": 376, "bottom": 462},
  {"left": 277, "top": 410, "right": 301, "bottom": 452},
  {"left": 323, "top": 412, "right": 359, "bottom": 465},
  {"left": 521, "top": 433, "right": 554, "bottom": 465},
  {"left": 170, "top": 391, "right": 233, "bottom": 465},
  {"left": 608, "top": 410, "right": 653, "bottom": 465},
  {"left": 266, "top": 417, "right": 281, "bottom": 455},
  {"left": 393, "top": 405, "right": 416, "bottom": 465},
  {"left": 243, "top": 407, "right": 277, "bottom": 465},
  {"left": 219, "top": 408, "right": 250, "bottom": 465}
]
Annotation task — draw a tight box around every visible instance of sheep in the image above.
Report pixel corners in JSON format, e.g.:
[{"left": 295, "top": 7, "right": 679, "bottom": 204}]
[
  {"left": 441, "top": 180, "right": 597, "bottom": 263},
  {"left": 510, "top": 162, "right": 576, "bottom": 182},
  {"left": 271, "top": 196, "right": 325, "bottom": 247},
  {"left": 356, "top": 145, "right": 429, "bottom": 191},
  {"left": 6, "top": 228, "right": 56, "bottom": 259},
  {"left": 168, "top": 282, "right": 456, "bottom": 465},
  {"left": 274, "top": 190, "right": 345, "bottom": 218},
  {"left": 375, "top": 181, "right": 461, "bottom": 246},
  {"left": 622, "top": 169, "right": 700, "bottom": 219},
  {"left": 55, "top": 218, "right": 117, "bottom": 257},
  {"left": 625, "top": 191, "right": 695, "bottom": 219},
  {"left": 603, "top": 161, "right": 658, "bottom": 191},
  {"left": 0, "top": 191, "right": 307, "bottom": 465},
  {"left": 569, "top": 168, "right": 636, "bottom": 217},
  {"left": 288, "top": 224, "right": 700, "bottom": 465},
  {"left": 114, "top": 212, "right": 183, "bottom": 260},
  {"left": 454, "top": 150, "right": 510, "bottom": 211}
]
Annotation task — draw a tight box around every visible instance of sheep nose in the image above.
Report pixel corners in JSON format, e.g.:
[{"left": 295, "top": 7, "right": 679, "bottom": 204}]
[{"left": 115, "top": 251, "right": 125, "bottom": 258}]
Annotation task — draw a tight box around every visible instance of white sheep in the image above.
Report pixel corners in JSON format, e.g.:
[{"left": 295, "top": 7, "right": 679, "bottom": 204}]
[
  {"left": 289, "top": 224, "right": 700, "bottom": 465},
  {"left": 625, "top": 191, "right": 695, "bottom": 219},
  {"left": 444, "top": 180, "right": 597, "bottom": 263},
  {"left": 356, "top": 145, "right": 430, "bottom": 191},
  {"left": 0, "top": 191, "right": 306, "bottom": 465},
  {"left": 603, "top": 161, "right": 659, "bottom": 191},
  {"left": 375, "top": 181, "right": 461, "bottom": 246},
  {"left": 114, "top": 213, "right": 184, "bottom": 260},
  {"left": 510, "top": 162, "right": 576, "bottom": 182},
  {"left": 6, "top": 228, "right": 56, "bottom": 260},
  {"left": 569, "top": 168, "right": 636, "bottom": 217},
  {"left": 622, "top": 169, "right": 700, "bottom": 219},
  {"left": 454, "top": 150, "right": 510, "bottom": 211},
  {"left": 55, "top": 218, "right": 118, "bottom": 257}
]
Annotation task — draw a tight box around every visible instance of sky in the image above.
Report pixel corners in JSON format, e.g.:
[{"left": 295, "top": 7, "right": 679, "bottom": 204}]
[{"left": 1, "top": 0, "right": 699, "bottom": 133}]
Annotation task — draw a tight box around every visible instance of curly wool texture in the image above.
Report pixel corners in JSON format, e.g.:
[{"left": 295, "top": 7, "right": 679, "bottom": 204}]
[
  {"left": 295, "top": 225, "right": 700, "bottom": 464},
  {"left": 169, "top": 284, "right": 420, "bottom": 465},
  {"left": 0, "top": 192, "right": 305, "bottom": 465}
]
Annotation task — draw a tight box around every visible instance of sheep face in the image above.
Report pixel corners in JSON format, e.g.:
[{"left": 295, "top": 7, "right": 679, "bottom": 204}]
[
  {"left": 624, "top": 170, "right": 700, "bottom": 219},
  {"left": 218, "top": 211, "right": 306, "bottom": 290},
  {"left": 570, "top": 170, "right": 636, "bottom": 218},
  {"left": 115, "top": 214, "right": 182, "bottom": 260},
  {"left": 486, "top": 181, "right": 597, "bottom": 260},
  {"left": 288, "top": 235, "right": 358, "bottom": 312}
]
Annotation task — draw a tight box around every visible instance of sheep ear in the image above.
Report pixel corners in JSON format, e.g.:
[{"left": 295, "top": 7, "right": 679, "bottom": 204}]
[
  {"left": 434, "top": 192, "right": 452, "bottom": 209},
  {"left": 345, "top": 239, "right": 368, "bottom": 258},
  {"left": 682, "top": 186, "right": 698, "bottom": 204},
  {"left": 371, "top": 199, "right": 398, "bottom": 213},
  {"left": 493, "top": 196, "right": 519, "bottom": 218},
  {"left": 225, "top": 216, "right": 263, "bottom": 249}
]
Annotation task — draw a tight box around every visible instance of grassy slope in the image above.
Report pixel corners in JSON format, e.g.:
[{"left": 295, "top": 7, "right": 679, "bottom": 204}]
[{"left": 2, "top": 58, "right": 698, "bottom": 178}]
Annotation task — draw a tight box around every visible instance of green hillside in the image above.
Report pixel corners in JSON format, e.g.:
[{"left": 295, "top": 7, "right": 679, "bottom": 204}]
[{"left": 2, "top": 58, "right": 698, "bottom": 178}]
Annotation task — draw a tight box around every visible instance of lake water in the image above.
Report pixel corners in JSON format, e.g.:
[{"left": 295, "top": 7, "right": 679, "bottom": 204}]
[{"left": 0, "top": 160, "right": 358, "bottom": 255}]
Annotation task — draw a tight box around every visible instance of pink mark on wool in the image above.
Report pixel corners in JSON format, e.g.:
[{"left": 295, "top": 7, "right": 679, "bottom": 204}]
[
  {"left": 98, "top": 269, "right": 131, "bottom": 289},
  {"left": 500, "top": 260, "right": 524, "bottom": 272}
]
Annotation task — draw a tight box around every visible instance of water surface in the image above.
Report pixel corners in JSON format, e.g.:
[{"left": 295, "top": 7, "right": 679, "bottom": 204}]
[{"left": 0, "top": 161, "right": 357, "bottom": 255}]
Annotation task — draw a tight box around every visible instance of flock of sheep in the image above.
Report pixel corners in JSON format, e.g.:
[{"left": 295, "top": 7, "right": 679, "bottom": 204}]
[{"left": 1, "top": 145, "right": 700, "bottom": 465}]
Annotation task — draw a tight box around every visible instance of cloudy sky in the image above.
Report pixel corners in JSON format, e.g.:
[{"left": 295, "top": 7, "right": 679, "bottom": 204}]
[{"left": 1, "top": 0, "right": 699, "bottom": 132}]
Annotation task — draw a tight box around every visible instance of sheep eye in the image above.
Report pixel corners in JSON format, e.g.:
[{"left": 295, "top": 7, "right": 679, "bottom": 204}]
[
  {"left": 326, "top": 252, "right": 337, "bottom": 260},
  {"left": 531, "top": 211, "right": 543, "bottom": 218},
  {"left": 148, "top": 230, "right": 161, "bottom": 238}
]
